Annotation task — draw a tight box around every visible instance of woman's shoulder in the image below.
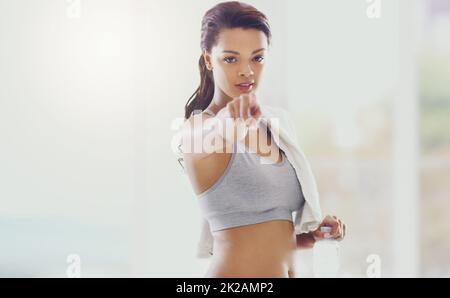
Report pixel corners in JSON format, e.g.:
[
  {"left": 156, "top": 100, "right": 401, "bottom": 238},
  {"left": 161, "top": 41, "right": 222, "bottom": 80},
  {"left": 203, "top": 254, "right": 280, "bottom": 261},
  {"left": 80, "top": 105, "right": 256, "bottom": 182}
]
[{"left": 180, "top": 112, "right": 227, "bottom": 162}]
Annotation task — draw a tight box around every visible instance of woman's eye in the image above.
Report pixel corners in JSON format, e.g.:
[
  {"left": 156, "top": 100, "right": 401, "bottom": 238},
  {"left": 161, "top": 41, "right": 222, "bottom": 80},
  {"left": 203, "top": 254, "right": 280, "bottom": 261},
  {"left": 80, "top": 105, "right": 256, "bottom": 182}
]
[
  {"left": 254, "top": 56, "right": 265, "bottom": 63},
  {"left": 224, "top": 57, "right": 237, "bottom": 63}
]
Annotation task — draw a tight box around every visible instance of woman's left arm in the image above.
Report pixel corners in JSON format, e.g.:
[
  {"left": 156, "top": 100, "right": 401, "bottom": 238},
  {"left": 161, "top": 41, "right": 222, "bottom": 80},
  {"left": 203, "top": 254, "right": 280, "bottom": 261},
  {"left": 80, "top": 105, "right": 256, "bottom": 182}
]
[{"left": 296, "top": 215, "right": 346, "bottom": 249}]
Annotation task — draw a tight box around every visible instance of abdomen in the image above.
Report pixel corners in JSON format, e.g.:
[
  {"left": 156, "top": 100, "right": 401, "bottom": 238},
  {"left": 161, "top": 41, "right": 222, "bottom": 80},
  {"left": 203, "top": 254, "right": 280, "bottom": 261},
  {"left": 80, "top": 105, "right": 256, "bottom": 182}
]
[{"left": 205, "top": 220, "right": 297, "bottom": 278}]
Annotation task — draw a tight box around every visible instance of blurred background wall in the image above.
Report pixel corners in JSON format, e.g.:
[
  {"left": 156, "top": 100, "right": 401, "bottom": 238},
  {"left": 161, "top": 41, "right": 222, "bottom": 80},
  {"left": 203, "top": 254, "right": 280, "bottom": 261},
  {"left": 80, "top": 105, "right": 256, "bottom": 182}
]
[{"left": 0, "top": 0, "right": 448, "bottom": 277}]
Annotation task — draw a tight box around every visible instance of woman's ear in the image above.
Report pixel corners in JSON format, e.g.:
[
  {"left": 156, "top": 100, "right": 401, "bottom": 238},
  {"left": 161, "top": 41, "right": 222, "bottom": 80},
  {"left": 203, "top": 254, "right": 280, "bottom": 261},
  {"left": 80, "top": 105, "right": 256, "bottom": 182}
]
[{"left": 203, "top": 50, "right": 212, "bottom": 70}]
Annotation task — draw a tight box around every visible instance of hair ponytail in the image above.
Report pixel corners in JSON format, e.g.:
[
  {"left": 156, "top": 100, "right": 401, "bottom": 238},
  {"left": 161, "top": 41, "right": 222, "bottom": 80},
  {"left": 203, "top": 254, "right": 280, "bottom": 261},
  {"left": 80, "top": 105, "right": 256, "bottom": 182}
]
[{"left": 184, "top": 55, "right": 215, "bottom": 119}]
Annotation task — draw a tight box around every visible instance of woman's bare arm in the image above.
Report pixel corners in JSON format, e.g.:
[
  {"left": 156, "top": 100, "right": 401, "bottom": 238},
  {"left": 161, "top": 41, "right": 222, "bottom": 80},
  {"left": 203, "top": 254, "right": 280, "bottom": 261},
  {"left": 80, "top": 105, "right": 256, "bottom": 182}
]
[
  {"left": 181, "top": 94, "right": 261, "bottom": 162},
  {"left": 296, "top": 232, "right": 316, "bottom": 249}
]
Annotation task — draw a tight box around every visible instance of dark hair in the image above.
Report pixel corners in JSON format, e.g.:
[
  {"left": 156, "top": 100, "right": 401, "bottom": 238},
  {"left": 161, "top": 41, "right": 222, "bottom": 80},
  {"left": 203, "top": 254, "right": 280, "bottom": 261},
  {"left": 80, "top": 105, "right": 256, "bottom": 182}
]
[{"left": 184, "top": 1, "right": 272, "bottom": 120}]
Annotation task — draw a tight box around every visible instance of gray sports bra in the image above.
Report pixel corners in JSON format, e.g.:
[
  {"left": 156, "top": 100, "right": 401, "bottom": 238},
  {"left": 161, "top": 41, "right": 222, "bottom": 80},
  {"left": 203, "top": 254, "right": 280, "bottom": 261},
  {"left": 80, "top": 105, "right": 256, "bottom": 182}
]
[{"left": 197, "top": 120, "right": 305, "bottom": 232}]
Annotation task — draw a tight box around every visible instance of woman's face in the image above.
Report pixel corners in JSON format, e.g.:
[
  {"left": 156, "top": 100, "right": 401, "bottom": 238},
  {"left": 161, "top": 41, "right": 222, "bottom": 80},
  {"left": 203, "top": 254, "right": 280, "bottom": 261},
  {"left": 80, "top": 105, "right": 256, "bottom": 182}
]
[{"left": 204, "top": 27, "right": 268, "bottom": 99}]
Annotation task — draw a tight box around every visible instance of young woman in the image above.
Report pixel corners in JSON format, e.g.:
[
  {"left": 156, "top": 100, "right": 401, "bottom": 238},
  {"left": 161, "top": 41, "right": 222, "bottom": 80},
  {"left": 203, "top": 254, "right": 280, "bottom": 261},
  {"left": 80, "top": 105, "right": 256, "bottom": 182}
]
[{"left": 180, "top": 1, "right": 346, "bottom": 278}]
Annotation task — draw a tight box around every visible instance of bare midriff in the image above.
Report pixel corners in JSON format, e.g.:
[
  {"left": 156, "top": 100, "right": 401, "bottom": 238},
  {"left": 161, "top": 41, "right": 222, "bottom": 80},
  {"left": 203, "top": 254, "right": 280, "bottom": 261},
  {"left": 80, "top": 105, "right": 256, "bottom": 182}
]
[
  {"left": 191, "top": 113, "right": 296, "bottom": 277},
  {"left": 205, "top": 220, "right": 297, "bottom": 278}
]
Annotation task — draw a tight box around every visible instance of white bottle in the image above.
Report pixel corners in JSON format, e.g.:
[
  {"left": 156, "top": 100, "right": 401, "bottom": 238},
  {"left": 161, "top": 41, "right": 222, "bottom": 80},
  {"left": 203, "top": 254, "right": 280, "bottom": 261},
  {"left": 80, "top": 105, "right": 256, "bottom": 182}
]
[{"left": 313, "top": 226, "right": 340, "bottom": 278}]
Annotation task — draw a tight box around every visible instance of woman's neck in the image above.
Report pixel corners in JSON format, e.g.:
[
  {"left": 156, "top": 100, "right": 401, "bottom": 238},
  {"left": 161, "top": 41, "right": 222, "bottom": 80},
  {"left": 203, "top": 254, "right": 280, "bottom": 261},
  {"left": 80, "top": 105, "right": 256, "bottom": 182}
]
[{"left": 206, "top": 90, "right": 233, "bottom": 115}]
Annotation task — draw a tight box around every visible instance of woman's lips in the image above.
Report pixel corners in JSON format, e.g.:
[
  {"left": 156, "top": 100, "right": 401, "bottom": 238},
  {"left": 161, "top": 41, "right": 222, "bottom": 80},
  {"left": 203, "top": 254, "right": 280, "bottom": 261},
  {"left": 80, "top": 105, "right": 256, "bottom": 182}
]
[{"left": 236, "top": 83, "right": 254, "bottom": 92}]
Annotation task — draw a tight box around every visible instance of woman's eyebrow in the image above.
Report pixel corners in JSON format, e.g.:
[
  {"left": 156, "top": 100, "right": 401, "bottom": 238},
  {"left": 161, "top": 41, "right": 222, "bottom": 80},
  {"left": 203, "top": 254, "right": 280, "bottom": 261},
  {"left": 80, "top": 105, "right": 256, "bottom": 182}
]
[{"left": 222, "top": 48, "right": 266, "bottom": 55}]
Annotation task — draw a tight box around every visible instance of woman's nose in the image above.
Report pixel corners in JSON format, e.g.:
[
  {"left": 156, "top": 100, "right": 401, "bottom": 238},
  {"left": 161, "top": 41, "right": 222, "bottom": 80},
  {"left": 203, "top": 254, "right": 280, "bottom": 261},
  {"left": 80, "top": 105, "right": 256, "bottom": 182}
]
[{"left": 238, "top": 65, "right": 254, "bottom": 77}]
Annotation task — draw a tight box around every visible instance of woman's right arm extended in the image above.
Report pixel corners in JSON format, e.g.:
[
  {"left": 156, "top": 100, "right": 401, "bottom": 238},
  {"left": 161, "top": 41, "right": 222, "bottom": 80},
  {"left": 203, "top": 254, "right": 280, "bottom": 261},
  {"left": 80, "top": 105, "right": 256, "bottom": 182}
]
[{"left": 180, "top": 93, "right": 262, "bottom": 162}]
